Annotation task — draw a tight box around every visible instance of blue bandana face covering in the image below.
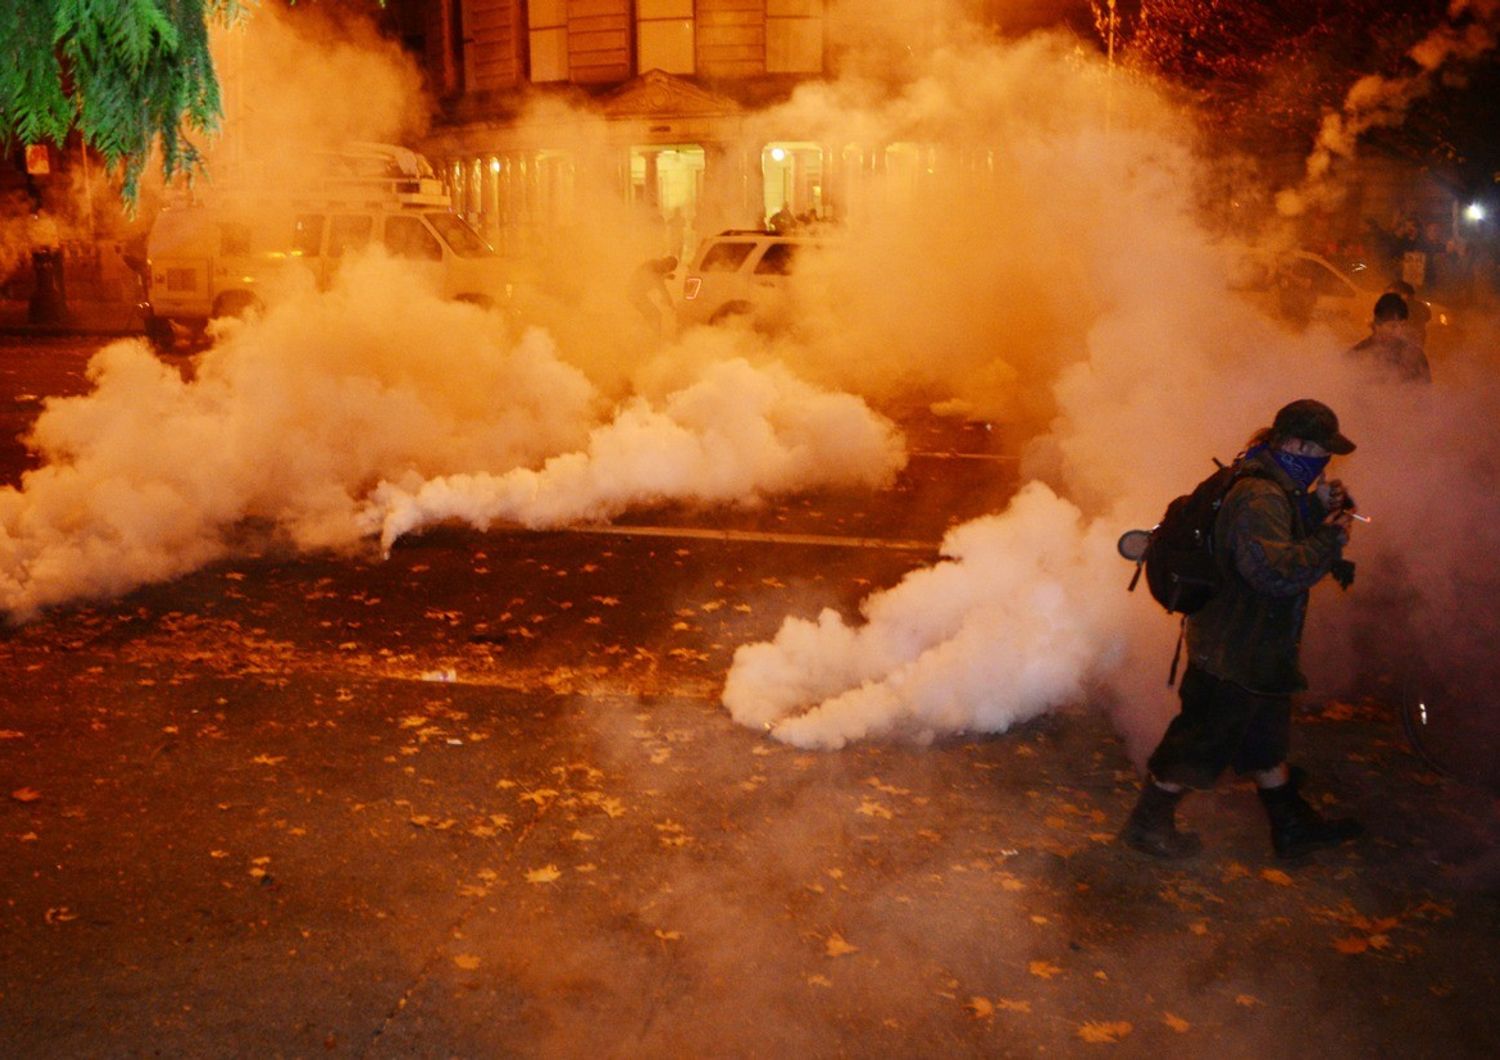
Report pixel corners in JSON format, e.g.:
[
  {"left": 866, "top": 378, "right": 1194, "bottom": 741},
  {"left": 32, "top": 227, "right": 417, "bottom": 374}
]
[{"left": 1268, "top": 449, "right": 1330, "bottom": 491}]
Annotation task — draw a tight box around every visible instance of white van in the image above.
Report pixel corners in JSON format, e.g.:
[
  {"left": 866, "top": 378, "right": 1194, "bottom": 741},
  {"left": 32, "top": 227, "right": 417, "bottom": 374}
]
[{"left": 144, "top": 144, "right": 522, "bottom": 350}]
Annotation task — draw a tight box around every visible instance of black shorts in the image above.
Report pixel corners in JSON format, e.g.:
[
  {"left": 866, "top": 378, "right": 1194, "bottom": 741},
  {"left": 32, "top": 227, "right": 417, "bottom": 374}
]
[{"left": 1147, "top": 664, "right": 1292, "bottom": 789}]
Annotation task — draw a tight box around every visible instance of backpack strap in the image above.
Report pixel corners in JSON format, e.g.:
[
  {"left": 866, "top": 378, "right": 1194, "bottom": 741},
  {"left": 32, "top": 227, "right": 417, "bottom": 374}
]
[{"left": 1167, "top": 616, "right": 1186, "bottom": 687}]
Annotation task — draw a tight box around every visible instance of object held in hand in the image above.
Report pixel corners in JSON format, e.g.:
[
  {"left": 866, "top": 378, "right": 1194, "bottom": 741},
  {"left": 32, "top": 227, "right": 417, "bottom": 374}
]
[{"left": 1350, "top": 512, "right": 1371, "bottom": 523}]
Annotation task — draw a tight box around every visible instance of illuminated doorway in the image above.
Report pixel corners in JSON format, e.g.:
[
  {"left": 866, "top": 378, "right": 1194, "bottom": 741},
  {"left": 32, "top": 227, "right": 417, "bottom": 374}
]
[
  {"left": 761, "top": 141, "right": 824, "bottom": 227},
  {"left": 630, "top": 144, "right": 705, "bottom": 258}
]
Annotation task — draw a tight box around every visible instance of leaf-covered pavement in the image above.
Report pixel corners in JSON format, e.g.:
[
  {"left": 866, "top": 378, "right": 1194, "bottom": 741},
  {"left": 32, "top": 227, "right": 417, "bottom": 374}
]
[{"left": 2, "top": 525, "right": 1496, "bottom": 1057}]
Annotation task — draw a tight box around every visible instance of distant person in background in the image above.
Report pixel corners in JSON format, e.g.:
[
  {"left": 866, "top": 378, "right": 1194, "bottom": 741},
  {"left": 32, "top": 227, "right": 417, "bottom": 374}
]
[
  {"left": 26, "top": 191, "right": 67, "bottom": 325},
  {"left": 767, "top": 204, "right": 796, "bottom": 234},
  {"left": 628, "top": 255, "right": 677, "bottom": 336},
  {"left": 1385, "top": 280, "right": 1430, "bottom": 348},
  {"left": 1346, "top": 292, "right": 1430, "bottom": 383}
]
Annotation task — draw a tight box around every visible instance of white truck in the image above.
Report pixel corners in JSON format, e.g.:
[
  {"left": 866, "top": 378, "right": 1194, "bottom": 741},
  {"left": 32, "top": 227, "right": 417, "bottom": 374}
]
[{"left": 144, "top": 143, "right": 522, "bottom": 350}]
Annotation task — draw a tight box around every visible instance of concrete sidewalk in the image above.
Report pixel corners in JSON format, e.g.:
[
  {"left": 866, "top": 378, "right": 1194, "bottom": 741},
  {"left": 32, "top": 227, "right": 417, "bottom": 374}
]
[{"left": 0, "top": 297, "right": 146, "bottom": 338}]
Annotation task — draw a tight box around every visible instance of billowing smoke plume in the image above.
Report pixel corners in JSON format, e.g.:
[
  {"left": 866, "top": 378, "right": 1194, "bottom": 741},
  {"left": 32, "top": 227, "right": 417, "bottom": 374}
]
[
  {"left": 4, "top": 1, "right": 1496, "bottom": 767},
  {"left": 200, "top": 3, "right": 430, "bottom": 187},
  {"left": 0, "top": 4, "right": 909, "bottom": 621},
  {"left": 0, "top": 256, "right": 904, "bottom": 620},
  {"left": 365, "top": 357, "right": 904, "bottom": 553},
  {"left": 717, "top": 9, "right": 1500, "bottom": 755},
  {"left": 724, "top": 483, "right": 1126, "bottom": 748},
  {"left": 1277, "top": 0, "right": 1500, "bottom": 217}
]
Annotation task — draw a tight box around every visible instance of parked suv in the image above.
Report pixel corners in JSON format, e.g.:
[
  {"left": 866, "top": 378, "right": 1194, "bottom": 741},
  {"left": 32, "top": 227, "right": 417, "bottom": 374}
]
[
  {"left": 676, "top": 228, "right": 832, "bottom": 329},
  {"left": 144, "top": 144, "right": 520, "bottom": 350},
  {"left": 1229, "top": 247, "right": 1455, "bottom": 350}
]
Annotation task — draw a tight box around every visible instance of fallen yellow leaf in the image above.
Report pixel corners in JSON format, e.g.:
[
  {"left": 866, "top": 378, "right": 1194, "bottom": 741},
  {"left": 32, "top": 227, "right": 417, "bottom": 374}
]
[
  {"left": 10, "top": 788, "right": 41, "bottom": 803},
  {"left": 1333, "top": 935, "right": 1370, "bottom": 955},
  {"left": 453, "top": 954, "right": 482, "bottom": 970},
  {"left": 1077, "top": 1021, "right": 1132, "bottom": 1044},
  {"left": 966, "top": 997, "right": 995, "bottom": 1020},
  {"left": 525, "top": 864, "right": 562, "bottom": 884},
  {"left": 1163, "top": 1012, "right": 1191, "bottom": 1033},
  {"left": 1235, "top": 994, "right": 1263, "bottom": 1007},
  {"left": 1260, "top": 868, "right": 1294, "bottom": 886},
  {"left": 1028, "top": 960, "right": 1063, "bottom": 980},
  {"left": 996, "top": 998, "right": 1032, "bottom": 1013},
  {"left": 825, "top": 933, "right": 860, "bottom": 957},
  {"left": 654, "top": 929, "right": 681, "bottom": 941}
]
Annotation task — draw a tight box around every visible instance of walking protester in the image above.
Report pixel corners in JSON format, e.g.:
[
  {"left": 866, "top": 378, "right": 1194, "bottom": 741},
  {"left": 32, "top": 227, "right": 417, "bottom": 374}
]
[
  {"left": 1384, "top": 280, "right": 1431, "bottom": 348},
  {"left": 1347, "top": 292, "right": 1431, "bottom": 383},
  {"left": 1121, "top": 399, "right": 1365, "bottom": 861}
]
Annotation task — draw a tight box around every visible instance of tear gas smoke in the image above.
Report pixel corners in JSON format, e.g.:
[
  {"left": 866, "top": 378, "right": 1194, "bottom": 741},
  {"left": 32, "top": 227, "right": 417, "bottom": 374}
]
[
  {"left": 1276, "top": 0, "right": 1500, "bottom": 217},
  {"left": 717, "top": 8, "right": 1500, "bottom": 755},
  {"left": 3, "top": 2, "right": 1495, "bottom": 768},
  {"left": 0, "top": 256, "right": 903, "bottom": 621},
  {"left": 723, "top": 482, "right": 1127, "bottom": 749},
  {"left": 201, "top": 4, "right": 430, "bottom": 188},
  {"left": 364, "top": 357, "right": 905, "bottom": 554}
]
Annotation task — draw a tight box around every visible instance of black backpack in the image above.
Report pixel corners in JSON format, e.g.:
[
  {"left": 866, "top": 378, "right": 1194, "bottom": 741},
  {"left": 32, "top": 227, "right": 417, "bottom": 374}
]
[{"left": 1133, "top": 459, "right": 1258, "bottom": 615}]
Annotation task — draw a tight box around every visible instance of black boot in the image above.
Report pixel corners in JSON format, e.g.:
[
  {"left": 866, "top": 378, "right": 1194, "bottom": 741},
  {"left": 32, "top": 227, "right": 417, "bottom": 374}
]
[
  {"left": 1120, "top": 782, "right": 1202, "bottom": 859},
  {"left": 1258, "top": 775, "right": 1363, "bottom": 859}
]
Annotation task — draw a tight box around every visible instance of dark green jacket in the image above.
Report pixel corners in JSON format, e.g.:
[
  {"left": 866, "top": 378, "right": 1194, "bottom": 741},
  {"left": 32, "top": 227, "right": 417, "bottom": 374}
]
[{"left": 1184, "top": 449, "right": 1346, "bottom": 694}]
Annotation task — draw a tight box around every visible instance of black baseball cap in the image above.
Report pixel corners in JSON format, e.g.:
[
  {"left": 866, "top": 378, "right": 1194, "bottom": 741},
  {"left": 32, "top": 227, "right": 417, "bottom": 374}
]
[{"left": 1272, "top": 399, "right": 1356, "bottom": 454}]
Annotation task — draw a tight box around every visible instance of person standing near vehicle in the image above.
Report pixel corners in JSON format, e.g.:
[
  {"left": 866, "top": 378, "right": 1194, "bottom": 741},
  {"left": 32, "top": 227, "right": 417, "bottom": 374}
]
[
  {"left": 1120, "top": 399, "right": 1365, "bottom": 860},
  {"left": 628, "top": 255, "right": 677, "bottom": 336},
  {"left": 1347, "top": 292, "right": 1431, "bottom": 383},
  {"left": 26, "top": 191, "right": 67, "bottom": 325}
]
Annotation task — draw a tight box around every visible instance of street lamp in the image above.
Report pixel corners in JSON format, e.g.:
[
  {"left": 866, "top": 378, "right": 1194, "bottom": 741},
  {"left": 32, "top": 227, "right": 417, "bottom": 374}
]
[{"left": 1463, "top": 202, "right": 1486, "bottom": 223}]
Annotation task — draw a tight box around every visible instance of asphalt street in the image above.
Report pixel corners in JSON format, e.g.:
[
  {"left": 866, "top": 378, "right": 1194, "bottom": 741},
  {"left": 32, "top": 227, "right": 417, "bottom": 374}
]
[{"left": 1, "top": 334, "right": 1497, "bottom": 1057}]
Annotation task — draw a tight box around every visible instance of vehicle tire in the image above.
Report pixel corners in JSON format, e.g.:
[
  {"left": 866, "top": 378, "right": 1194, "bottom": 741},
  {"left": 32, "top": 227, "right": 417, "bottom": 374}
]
[
  {"left": 145, "top": 315, "right": 176, "bottom": 353},
  {"left": 708, "top": 301, "right": 755, "bottom": 326},
  {"left": 212, "top": 290, "right": 263, "bottom": 321}
]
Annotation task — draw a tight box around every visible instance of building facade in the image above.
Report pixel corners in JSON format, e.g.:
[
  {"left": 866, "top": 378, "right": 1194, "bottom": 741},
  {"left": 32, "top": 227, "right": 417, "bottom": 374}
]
[{"left": 382, "top": 0, "right": 962, "bottom": 261}]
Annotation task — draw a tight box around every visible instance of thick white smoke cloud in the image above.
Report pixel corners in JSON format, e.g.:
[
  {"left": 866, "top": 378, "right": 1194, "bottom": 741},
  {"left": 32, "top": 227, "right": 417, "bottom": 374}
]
[
  {"left": 1277, "top": 0, "right": 1500, "bottom": 217},
  {"left": 1, "top": 258, "right": 581, "bottom": 618},
  {"left": 718, "top": 10, "right": 1500, "bottom": 754},
  {"left": 365, "top": 357, "right": 905, "bottom": 553},
  {"left": 0, "top": 256, "right": 904, "bottom": 621},
  {"left": 724, "top": 482, "right": 1127, "bottom": 749},
  {"left": 0, "top": 4, "right": 910, "bottom": 621}
]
